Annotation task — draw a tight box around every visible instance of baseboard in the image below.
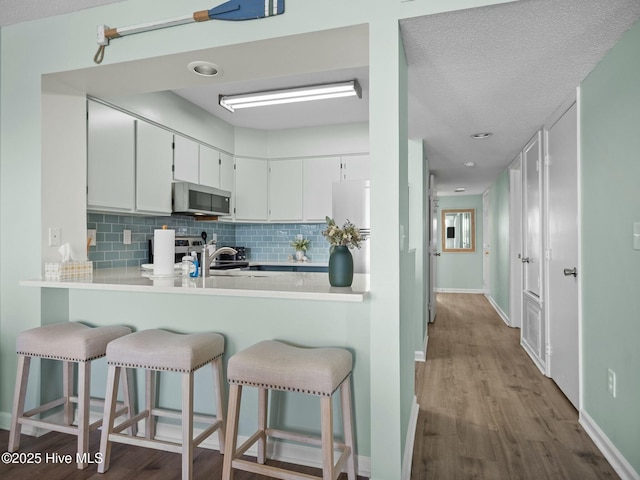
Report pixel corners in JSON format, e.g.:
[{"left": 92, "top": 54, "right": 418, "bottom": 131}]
[
  {"left": 520, "top": 338, "right": 546, "bottom": 375},
  {"left": 414, "top": 334, "right": 428, "bottom": 362},
  {"left": 401, "top": 396, "right": 419, "bottom": 480},
  {"left": 484, "top": 294, "right": 511, "bottom": 327},
  {"left": 580, "top": 410, "right": 640, "bottom": 480},
  {"left": 435, "top": 288, "right": 484, "bottom": 294},
  {"left": 3, "top": 409, "right": 371, "bottom": 478}
]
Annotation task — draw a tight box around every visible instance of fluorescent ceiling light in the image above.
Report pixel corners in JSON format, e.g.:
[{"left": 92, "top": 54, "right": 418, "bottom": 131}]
[
  {"left": 219, "top": 80, "right": 362, "bottom": 112},
  {"left": 454, "top": 187, "right": 467, "bottom": 193}
]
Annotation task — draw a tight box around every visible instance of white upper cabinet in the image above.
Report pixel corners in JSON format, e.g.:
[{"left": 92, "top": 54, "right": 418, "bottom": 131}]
[
  {"left": 220, "top": 152, "right": 234, "bottom": 193},
  {"left": 341, "top": 154, "right": 370, "bottom": 181},
  {"left": 87, "top": 101, "right": 135, "bottom": 212},
  {"left": 303, "top": 157, "right": 341, "bottom": 221},
  {"left": 198, "top": 144, "right": 220, "bottom": 188},
  {"left": 136, "top": 121, "right": 173, "bottom": 215},
  {"left": 173, "top": 135, "right": 199, "bottom": 184},
  {"left": 269, "top": 159, "right": 303, "bottom": 221},
  {"left": 235, "top": 157, "right": 268, "bottom": 221}
]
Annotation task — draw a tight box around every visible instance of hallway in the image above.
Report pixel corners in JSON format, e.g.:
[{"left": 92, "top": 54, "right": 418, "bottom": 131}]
[{"left": 411, "top": 293, "right": 618, "bottom": 479}]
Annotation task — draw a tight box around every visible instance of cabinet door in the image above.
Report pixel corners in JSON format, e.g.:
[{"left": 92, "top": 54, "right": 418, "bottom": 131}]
[
  {"left": 173, "top": 135, "right": 199, "bottom": 184},
  {"left": 220, "top": 152, "right": 234, "bottom": 193},
  {"left": 136, "top": 121, "right": 173, "bottom": 214},
  {"left": 342, "top": 154, "right": 370, "bottom": 181},
  {"left": 235, "top": 158, "right": 268, "bottom": 221},
  {"left": 87, "top": 101, "right": 135, "bottom": 211},
  {"left": 269, "top": 159, "right": 303, "bottom": 221},
  {"left": 303, "top": 157, "right": 341, "bottom": 221},
  {"left": 199, "top": 144, "right": 220, "bottom": 188}
]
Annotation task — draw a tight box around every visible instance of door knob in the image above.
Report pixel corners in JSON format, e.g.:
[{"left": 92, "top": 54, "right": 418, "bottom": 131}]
[
  {"left": 521, "top": 257, "right": 531, "bottom": 263},
  {"left": 434, "top": 252, "right": 441, "bottom": 256},
  {"left": 563, "top": 267, "right": 577, "bottom": 277}
]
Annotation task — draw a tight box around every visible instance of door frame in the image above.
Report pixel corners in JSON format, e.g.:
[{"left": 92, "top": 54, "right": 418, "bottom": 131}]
[{"left": 482, "top": 190, "right": 490, "bottom": 295}]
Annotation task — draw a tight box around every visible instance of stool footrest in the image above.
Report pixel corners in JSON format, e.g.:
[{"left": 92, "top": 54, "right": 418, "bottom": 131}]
[
  {"left": 266, "top": 428, "right": 347, "bottom": 450},
  {"left": 232, "top": 458, "right": 322, "bottom": 480},
  {"left": 108, "top": 432, "right": 184, "bottom": 454},
  {"left": 18, "top": 417, "right": 78, "bottom": 435},
  {"left": 113, "top": 411, "right": 148, "bottom": 434},
  {"left": 193, "top": 420, "right": 224, "bottom": 447},
  {"left": 22, "top": 397, "right": 67, "bottom": 418}
]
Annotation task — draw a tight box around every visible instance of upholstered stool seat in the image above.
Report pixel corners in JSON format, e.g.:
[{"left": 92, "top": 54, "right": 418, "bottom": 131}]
[
  {"left": 223, "top": 340, "right": 356, "bottom": 480},
  {"left": 98, "top": 329, "right": 226, "bottom": 480},
  {"left": 9, "top": 322, "right": 135, "bottom": 469}
]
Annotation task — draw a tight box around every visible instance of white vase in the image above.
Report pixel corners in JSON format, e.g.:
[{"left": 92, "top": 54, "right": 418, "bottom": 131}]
[{"left": 295, "top": 250, "right": 304, "bottom": 261}]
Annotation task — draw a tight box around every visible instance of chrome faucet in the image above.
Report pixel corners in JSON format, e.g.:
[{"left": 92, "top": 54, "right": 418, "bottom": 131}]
[{"left": 201, "top": 246, "right": 237, "bottom": 277}]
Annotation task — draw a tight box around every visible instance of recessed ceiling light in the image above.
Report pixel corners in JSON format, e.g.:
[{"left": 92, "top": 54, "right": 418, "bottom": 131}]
[
  {"left": 188, "top": 61, "right": 220, "bottom": 77},
  {"left": 455, "top": 187, "right": 467, "bottom": 193},
  {"left": 463, "top": 162, "right": 475, "bottom": 167},
  {"left": 471, "top": 132, "right": 492, "bottom": 139}
]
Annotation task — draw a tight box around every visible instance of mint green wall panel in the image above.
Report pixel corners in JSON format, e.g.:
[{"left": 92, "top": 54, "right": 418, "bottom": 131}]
[
  {"left": 488, "top": 170, "right": 510, "bottom": 315},
  {"left": 581, "top": 19, "right": 640, "bottom": 474}
]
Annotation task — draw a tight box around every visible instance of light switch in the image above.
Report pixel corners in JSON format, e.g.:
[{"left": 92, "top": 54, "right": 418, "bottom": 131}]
[{"left": 634, "top": 222, "right": 640, "bottom": 250}]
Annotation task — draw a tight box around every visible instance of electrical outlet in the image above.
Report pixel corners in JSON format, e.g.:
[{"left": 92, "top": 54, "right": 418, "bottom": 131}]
[
  {"left": 123, "top": 229, "right": 132, "bottom": 245},
  {"left": 87, "top": 229, "right": 97, "bottom": 246},
  {"left": 48, "top": 227, "right": 61, "bottom": 246},
  {"left": 607, "top": 368, "right": 617, "bottom": 398}
]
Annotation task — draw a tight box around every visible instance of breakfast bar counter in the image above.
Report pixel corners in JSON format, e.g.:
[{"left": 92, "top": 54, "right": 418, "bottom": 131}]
[{"left": 20, "top": 267, "right": 369, "bottom": 302}]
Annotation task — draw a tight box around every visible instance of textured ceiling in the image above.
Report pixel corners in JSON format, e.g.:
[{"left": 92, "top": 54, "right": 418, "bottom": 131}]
[
  {"left": 401, "top": 0, "right": 640, "bottom": 194},
  {"left": 0, "top": 0, "right": 125, "bottom": 26},
  {"left": 3, "top": 1, "right": 640, "bottom": 195}
]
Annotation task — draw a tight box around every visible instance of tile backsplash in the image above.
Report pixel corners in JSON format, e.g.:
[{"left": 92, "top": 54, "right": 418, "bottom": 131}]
[{"left": 87, "top": 214, "right": 330, "bottom": 268}]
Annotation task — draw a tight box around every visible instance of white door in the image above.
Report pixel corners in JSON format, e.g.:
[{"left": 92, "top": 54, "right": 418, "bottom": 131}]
[
  {"left": 136, "top": 121, "right": 173, "bottom": 215},
  {"left": 173, "top": 136, "right": 200, "bottom": 184},
  {"left": 547, "top": 103, "right": 579, "bottom": 408},
  {"left": 198, "top": 144, "right": 220, "bottom": 188},
  {"left": 269, "top": 159, "right": 303, "bottom": 221},
  {"left": 509, "top": 155, "right": 523, "bottom": 329},
  {"left": 428, "top": 174, "right": 438, "bottom": 323}
]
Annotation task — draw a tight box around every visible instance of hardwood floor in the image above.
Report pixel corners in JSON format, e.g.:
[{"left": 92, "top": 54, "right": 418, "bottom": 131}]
[
  {"left": 411, "top": 293, "right": 619, "bottom": 480},
  {"left": 0, "top": 427, "right": 362, "bottom": 480}
]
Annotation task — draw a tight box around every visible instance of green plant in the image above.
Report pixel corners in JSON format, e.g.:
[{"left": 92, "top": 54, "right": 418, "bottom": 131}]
[
  {"left": 322, "top": 216, "right": 362, "bottom": 249},
  {"left": 290, "top": 237, "right": 310, "bottom": 251}
]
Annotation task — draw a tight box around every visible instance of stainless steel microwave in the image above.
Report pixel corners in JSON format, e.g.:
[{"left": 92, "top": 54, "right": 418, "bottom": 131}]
[{"left": 172, "top": 182, "right": 231, "bottom": 216}]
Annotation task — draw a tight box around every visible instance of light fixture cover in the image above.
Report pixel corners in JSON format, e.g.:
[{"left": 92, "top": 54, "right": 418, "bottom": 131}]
[{"left": 219, "top": 80, "right": 361, "bottom": 112}]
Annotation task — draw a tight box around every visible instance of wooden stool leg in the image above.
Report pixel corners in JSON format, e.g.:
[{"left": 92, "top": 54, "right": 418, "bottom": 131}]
[
  {"left": 98, "top": 365, "right": 121, "bottom": 474},
  {"left": 76, "top": 361, "right": 91, "bottom": 469},
  {"left": 121, "top": 367, "right": 138, "bottom": 436},
  {"left": 8, "top": 355, "right": 31, "bottom": 452},
  {"left": 212, "top": 358, "right": 226, "bottom": 454},
  {"left": 257, "top": 387, "right": 267, "bottom": 464},
  {"left": 63, "top": 361, "right": 74, "bottom": 425},
  {"left": 181, "top": 371, "right": 194, "bottom": 480},
  {"left": 341, "top": 379, "right": 357, "bottom": 480},
  {"left": 222, "top": 384, "right": 242, "bottom": 480},
  {"left": 145, "top": 370, "right": 156, "bottom": 439},
  {"left": 321, "top": 396, "right": 334, "bottom": 480}
]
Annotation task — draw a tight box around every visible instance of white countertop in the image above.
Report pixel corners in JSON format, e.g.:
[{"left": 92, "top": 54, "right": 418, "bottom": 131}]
[{"left": 20, "top": 267, "right": 368, "bottom": 302}]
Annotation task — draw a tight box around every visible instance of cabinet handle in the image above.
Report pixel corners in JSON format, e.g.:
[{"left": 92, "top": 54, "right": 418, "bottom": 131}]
[
  {"left": 521, "top": 257, "right": 531, "bottom": 263},
  {"left": 563, "top": 267, "right": 577, "bottom": 277}
]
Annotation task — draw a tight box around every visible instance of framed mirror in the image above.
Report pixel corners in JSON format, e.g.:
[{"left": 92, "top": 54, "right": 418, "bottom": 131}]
[{"left": 441, "top": 208, "right": 475, "bottom": 252}]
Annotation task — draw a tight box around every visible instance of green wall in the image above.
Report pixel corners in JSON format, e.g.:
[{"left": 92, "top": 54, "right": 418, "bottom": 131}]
[
  {"left": 580, "top": 19, "right": 640, "bottom": 474},
  {"left": 487, "top": 170, "right": 510, "bottom": 317},
  {"left": 436, "top": 195, "right": 484, "bottom": 291}
]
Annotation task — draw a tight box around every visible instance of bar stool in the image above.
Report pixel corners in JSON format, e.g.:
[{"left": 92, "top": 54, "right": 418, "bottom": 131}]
[
  {"left": 98, "top": 329, "right": 226, "bottom": 480},
  {"left": 222, "top": 340, "right": 356, "bottom": 480},
  {"left": 8, "top": 322, "right": 135, "bottom": 469}
]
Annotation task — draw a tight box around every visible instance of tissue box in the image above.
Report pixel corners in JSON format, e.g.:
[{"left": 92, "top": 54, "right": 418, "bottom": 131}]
[{"left": 45, "top": 261, "right": 93, "bottom": 280}]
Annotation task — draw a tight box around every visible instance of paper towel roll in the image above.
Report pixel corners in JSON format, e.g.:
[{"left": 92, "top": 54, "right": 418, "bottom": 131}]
[{"left": 153, "top": 229, "right": 175, "bottom": 276}]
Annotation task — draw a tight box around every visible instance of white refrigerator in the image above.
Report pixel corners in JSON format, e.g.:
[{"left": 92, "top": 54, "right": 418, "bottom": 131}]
[{"left": 332, "top": 180, "right": 370, "bottom": 273}]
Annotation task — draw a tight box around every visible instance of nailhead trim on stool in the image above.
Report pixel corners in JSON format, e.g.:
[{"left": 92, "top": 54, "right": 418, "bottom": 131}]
[
  {"left": 222, "top": 340, "right": 357, "bottom": 480},
  {"left": 9, "top": 322, "right": 135, "bottom": 470},
  {"left": 98, "top": 329, "right": 226, "bottom": 480}
]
